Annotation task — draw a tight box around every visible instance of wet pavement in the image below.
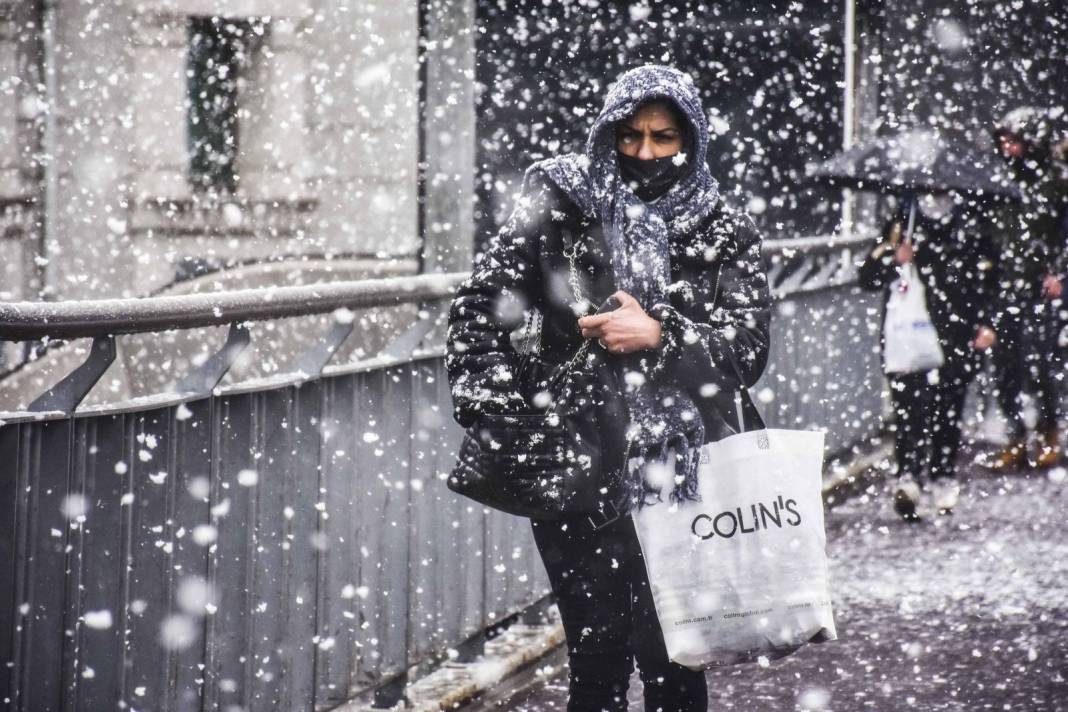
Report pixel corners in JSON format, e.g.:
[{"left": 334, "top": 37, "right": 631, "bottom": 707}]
[{"left": 473, "top": 450, "right": 1068, "bottom": 711}]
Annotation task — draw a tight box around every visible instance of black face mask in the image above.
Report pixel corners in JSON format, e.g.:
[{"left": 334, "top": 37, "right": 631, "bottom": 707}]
[{"left": 618, "top": 152, "right": 688, "bottom": 201}]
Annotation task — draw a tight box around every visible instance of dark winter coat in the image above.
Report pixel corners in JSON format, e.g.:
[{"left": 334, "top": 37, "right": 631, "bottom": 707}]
[
  {"left": 445, "top": 171, "right": 772, "bottom": 450},
  {"left": 987, "top": 163, "right": 1068, "bottom": 300},
  {"left": 990, "top": 107, "right": 1068, "bottom": 301},
  {"left": 858, "top": 212, "right": 998, "bottom": 367}
]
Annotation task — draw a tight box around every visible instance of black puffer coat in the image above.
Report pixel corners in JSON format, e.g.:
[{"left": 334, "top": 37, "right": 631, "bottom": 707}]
[{"left": 445, "top": 171, "right": 772, "bottom": 448}]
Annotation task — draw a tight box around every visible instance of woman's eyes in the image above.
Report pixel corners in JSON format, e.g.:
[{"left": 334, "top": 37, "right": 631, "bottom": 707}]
[{"left": 620, "top": 133, "right": 677, "bottom": 143}]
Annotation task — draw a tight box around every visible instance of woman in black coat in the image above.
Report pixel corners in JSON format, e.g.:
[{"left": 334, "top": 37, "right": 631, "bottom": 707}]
[
  {"left": 446, "top": 65, "right": 771, "bottom": 711},
  {"left": 858, "top": 194, "right": 997, "bottom": 521}
]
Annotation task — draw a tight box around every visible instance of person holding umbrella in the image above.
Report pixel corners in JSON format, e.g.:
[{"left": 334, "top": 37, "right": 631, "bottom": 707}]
[
  {"left": 858, "top": 192, "right": 999, "bottom": 519},
  {"left": 807, "top": 128, "right": 1017, "bottom": 519},
  {"left": 986, "top": 107, "right": 1068, "bottom": 470}
]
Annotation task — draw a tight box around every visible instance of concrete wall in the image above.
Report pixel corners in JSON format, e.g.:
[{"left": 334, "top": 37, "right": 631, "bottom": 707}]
[{"left": 0, "top": 1, "right": 41, "bottom": 307}]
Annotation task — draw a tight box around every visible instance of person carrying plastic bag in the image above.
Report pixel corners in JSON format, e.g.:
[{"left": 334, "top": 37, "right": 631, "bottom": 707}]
[{"left": 858, "top": 194, "right": 998, "bottom": 520}]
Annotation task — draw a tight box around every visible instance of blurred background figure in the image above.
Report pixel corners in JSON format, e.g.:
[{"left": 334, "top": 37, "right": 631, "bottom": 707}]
[
  {"left": 986, "top": 107, "right": 1068, "bottom": 470},
  {"left": 859, "top": 192, "right": 998, "bottom": 520}
]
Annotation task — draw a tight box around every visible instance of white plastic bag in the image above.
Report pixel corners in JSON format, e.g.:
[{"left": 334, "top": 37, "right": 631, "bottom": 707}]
[
  {"left": 882, "top": 262, "right": 944, "bottom": 374},
  {"left": 632, "top": 427, "right": 836, "bottom": 669}
]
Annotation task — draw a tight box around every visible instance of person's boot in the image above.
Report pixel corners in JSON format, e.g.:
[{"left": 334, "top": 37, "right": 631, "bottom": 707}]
[
  {"left": 987, "top": 438, "right": 1028, "bottom": 471},
  {"left": 930, "top": 479, "right": 960, "bottom": 514},
  {"left": 1036, "top": 426, "right": 1062, "bottom": 468},
  {"left": 892, "top": 478, "right": 922, "bottom": 522}
]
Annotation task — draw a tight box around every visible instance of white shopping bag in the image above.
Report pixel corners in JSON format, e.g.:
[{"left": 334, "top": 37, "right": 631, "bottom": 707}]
[
  {"left": 632, "top": 426, "right": 836, "bottom": 669},
  {"left": 882, "top": 262, "right": 944, "bottom": 374}
]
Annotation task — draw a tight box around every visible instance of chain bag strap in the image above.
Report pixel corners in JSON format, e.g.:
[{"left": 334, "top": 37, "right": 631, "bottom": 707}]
[{"left": 542, "top": 227, "right": 597, "bottom": 411}]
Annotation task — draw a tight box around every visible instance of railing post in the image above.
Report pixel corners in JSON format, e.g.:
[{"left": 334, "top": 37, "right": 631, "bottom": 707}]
[
  {"left": 28, "top": 334, "right": 115, "bottom": 413},
  {"left": 379, "top": 301, "right": 449, "bottom": 362},
  {"left": 173, "top": 323, "right": 250, "bottom": 397},
  {"left": 293, "top": 317, "right": 354, "bottom": 377}
]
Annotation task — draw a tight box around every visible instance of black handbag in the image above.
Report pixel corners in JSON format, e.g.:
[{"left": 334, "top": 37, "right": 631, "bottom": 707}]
[
  {"left": 447, "top": 234, "right": 632, "bottom": 524},
  {"left": 447, "top": 317, "right": 631, "bottom": 524}
]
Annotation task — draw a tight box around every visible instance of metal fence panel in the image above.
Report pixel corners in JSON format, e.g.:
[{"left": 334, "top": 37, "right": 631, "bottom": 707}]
[
  {"left": 124, "top": 410, "right": 173, "bottom": 711},
  {"left": 408, "top": 359, "right": 458, "bottom": 663},
  {"left": 292, "top": 384, "right": 327, "bottom": 709},
  {"left": 17, "top": 421, "right": 72, "bottom": 712},
  {"left": 204, "top": 394, "right": 256, "bottom": 711},
  {"left": 250, "top": 386, "right": 323, "bottom": 710},
  {"left": 69, "top": 415, "right": 129, "bottom": 710},
  {"left": 315, "top": 376, "right": 359, "bottom": 705},
  {"left": 169, "top": 399, "right": 215, "bottom": 712},
  {"left": 424, "top": 356, "right": 492, "bottom": 650},
  {"left": 483, "top": 509, "right": 547, "bottom": 626},
  {"left": 248, "top": 392, "right": 290, "bottom": 709},
  {"left": 351, "top": 368, "right": 412, "bottom": 686},
  {"left": 0, "top": 426, "right": 20, "bottom": 708},
  {"left": 0, "top": 425, "right": 17, "bottom": 708}
]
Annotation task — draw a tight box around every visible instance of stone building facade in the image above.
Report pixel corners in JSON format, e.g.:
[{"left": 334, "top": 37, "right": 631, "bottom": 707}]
[{"left": 0, "top": 0, "right": 448, "bottom": 303}]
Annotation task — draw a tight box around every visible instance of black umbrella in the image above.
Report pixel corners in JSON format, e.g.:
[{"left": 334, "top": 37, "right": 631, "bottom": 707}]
[
  {"left": 806, "top": 128, "right": 1022, "bottom": 200},
  {"left": 806, "top": 128, "right": 1022, "bottom": 241}
]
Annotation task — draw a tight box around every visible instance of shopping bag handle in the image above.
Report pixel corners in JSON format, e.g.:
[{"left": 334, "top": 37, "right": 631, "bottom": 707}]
[
  {"left": 729, "top": 388, "right": 759, "bottom": 433},
  {"left": 718, "top": 346, "right": 767, "bottom": 435},
  {"left": 697, "top": 260, "right": 767, "bottom": 435}
]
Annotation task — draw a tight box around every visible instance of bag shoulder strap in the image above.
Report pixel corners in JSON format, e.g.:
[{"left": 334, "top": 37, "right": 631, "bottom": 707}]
[
  {"left": 715, "top": 343, "right": 766, "bottom": 434},
  {"left": 561, "top": 226, "right": 595, "bottom": 310},
  {"left": 704, "top": 261, "right": 766, "bottom": 434}
]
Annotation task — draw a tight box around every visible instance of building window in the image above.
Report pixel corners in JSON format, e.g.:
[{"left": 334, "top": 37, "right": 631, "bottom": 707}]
[{"left": 186, "top": 16, "right": 266, "bottom": 193}]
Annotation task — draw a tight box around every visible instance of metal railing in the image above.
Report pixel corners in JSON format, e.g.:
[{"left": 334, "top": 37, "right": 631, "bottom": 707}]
[
  {"left": 0, "top": 234, "right": 883, "bottom": 711},
  {"left": 0, "top": 274, "right": 465, "bottom": 341}
]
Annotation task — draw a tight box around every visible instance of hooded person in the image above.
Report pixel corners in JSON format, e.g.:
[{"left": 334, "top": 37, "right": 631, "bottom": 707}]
[
  {"left": 985, "top": 107, "right": 1068, "bottom": 470},
  {"left": 991, "top": 106, "right": 1068, "bottom": 283},
  {"left": 446, "top": 64, "right": 771, "bottom": 710}
]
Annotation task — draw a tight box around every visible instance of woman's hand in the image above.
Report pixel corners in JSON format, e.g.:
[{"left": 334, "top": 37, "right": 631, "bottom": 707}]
[
  {"left": 577, "top": 290, "right": 662, "bottom": 353},
  {"left": 894, "top": 241, "right": 914, "bottom": 265},
  {"left": 971, "top": 325, "right": 996, "bottom": 352},
  {"left": 1042, "top": 273, "right": 1063, "bottom": 300}
]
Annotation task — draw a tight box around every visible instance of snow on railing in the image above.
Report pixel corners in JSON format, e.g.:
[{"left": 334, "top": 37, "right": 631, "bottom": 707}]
[
  {"left": 0, "top": 237, "right": 872, "bottom": 342},
  {"left": 764, "top": 232, "right": 873, "bottom": 298},
  {"left": 0, "top": 236, "right": 876, "bottom": 415},
  {"left": 0, "top": 272, "right": 469, "bottom": 341}
]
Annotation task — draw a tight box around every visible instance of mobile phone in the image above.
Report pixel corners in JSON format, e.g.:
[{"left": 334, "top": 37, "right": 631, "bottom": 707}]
[{"left": 595, "top": 295, "right": 621, "bottom": 314}]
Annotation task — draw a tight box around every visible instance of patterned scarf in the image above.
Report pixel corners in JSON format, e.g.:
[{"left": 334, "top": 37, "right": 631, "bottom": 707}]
[{"left": 521, "top": 64, "right": 722, "bottom": 506}]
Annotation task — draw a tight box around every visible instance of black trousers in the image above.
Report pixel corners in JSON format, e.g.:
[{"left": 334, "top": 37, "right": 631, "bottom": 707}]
[
  {"left": 992, "top": 305, "right": 1062, "bottom": 438},
  {"left": 888, "top": 356, "right": 979, "bottom": 482},
  {"left": 531, "top": 514, "right": 707, "bottom": 712}
]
